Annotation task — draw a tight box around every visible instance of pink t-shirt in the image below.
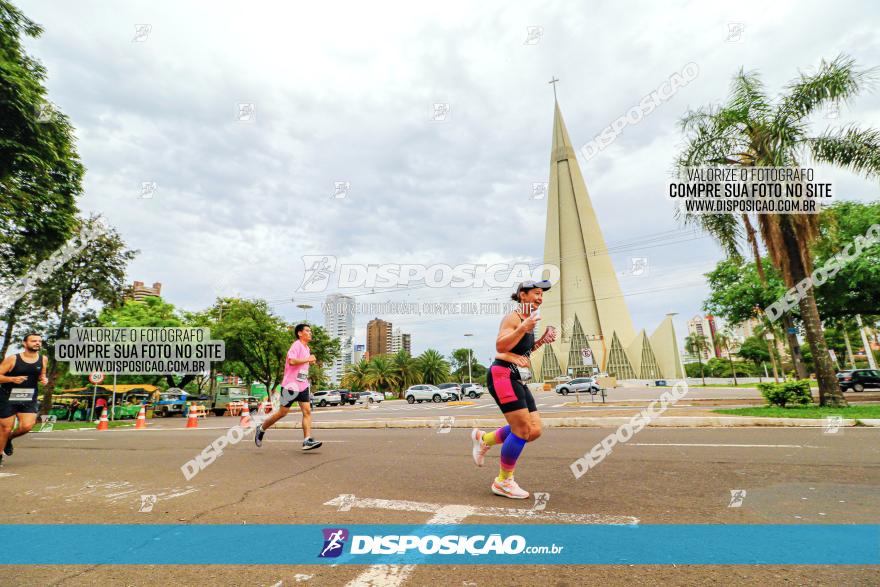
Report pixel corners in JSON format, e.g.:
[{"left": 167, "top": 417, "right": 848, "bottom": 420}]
[{"left": 281, "top": 340, "right": 310, "bottom": 392}]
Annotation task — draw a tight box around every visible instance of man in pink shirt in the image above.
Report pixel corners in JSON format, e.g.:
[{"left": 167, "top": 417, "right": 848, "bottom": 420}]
[{"left": 254, "top": 324, "right": 322, "bottom": 450}]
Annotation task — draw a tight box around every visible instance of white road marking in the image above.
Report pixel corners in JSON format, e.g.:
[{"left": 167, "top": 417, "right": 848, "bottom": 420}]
[
  {"left": 324, "top": 494, "right": 638, "bottom": 525},
  {"left": 331, "top": 494, "right": 637, "bottom": 587},
  {"left": 56, "top": 480, "right": 198, "bottom": 504},
  {"left": 629, "top": 443, "right": 810, "bottom": 448},
  {"left": 159, "top": 488, "right": 199, "bottom": 499},
  {"left": 0, "top": 472, "right": 19, "bottom": 478},
  {"left": 344, "top": 502, "right": 473, "bottom": 587}
]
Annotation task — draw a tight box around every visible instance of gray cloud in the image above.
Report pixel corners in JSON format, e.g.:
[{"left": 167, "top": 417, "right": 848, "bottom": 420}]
[{"left": 18, "top": 0, "right": 880, "bottom": 359}]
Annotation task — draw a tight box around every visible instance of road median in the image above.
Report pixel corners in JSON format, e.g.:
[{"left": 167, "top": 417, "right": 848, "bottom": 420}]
[{"left": 273, "top": 415, "right": 877, "bottom": 429}]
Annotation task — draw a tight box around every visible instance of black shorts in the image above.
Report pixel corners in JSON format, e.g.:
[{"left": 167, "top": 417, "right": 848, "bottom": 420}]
[
  {"left": 486, "top": 361, "right": 537, "bottom": 414},
  {"left": 280, "top": 386, "right": 310, "bottom": 408},
  {"left": 0, "top": 398, "right": 38, "bottom": 419}
]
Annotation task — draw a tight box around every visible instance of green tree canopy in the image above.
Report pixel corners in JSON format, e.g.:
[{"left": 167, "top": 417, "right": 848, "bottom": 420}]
[
  {"left": 416, "top": 349, "right": 451, "bottom": 385},
  {"left": 812, "top": 200, "right": 880, "bottom": 318}
]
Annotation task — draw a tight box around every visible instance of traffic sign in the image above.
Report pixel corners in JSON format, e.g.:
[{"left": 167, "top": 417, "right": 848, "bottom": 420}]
[
  {"left": 88, "top": 372, "right": 105, "bottom": 385},
  {"left": 581, "top": 348, "right": 594, "bottom": 365}
]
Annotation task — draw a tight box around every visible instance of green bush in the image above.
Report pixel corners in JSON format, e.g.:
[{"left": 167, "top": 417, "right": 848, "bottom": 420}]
[{"left": 757, "top": 380, "right": 813, "bottom": 407}]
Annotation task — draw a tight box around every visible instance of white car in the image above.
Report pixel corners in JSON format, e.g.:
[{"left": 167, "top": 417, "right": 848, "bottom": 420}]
[
  {"left": 459, "top": 383, "right": 485, "bottom": 398},
  {"left": 358, "top": 390, "right": 384, "bottom": 404},
  {"left": 555, "top": 377, "right": 601, "bottom": 395},
  {"left": 311, "top": 390, "right": 342, "bottom": 407},
  {"left": 405, "top": 385, "right": 452, "bottom": 404}
]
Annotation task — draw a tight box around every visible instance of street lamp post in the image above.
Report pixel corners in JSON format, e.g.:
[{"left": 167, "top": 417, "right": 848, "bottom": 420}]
[
  {"left": 296, "top": 303, "right": 314, "bottom": 323},
  {"left": 464, "top": 333, "right": 474, "bottom": 384}
]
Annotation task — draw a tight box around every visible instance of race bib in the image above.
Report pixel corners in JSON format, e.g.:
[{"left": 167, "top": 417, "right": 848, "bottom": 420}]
[
  {"left": 296, "top": 371, "right": 308, "bottom": 382},
  {"left": 9, "top": 388, "right": 34, "bottom": 402}
]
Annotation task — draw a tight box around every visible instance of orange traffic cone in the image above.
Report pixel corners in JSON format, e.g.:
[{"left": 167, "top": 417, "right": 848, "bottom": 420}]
[
  {"left": 186, "top": 405, "right": 199, "bottom": 429},
  {"left": 135, "top": 406, "right": 147, "bottom": 429},
  {"left": 96, "top": 407, "right": 109, "bottom": 431},
  {"left": 239, "top": 402, "right": 251, "bottom": 428}
]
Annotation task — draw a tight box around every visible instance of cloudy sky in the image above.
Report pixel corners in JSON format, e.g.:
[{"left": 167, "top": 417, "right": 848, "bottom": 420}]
[{"left": 18, "top": 0, "right": 880, "bottom": 363}]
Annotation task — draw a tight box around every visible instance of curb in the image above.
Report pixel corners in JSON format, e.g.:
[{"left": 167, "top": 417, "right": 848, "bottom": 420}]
[{"left": 274, "top": 416, "right": 872, "bottom": 429}]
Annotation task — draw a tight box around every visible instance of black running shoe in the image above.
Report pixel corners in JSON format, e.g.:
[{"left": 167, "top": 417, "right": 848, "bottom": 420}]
[
  {"left": 254, "top": 425, "right": 265, "bottom": 448},
  {"left": 3, "top": 438, "right": 12, "bottom": 456},
  {"left": 302, "top": 438, "right": 322, "bottom": 451}
]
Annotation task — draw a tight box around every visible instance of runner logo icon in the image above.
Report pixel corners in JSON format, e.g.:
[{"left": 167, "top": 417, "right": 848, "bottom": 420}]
[{"left": 319, "top": 528, "right": 349, "bottom": 558}]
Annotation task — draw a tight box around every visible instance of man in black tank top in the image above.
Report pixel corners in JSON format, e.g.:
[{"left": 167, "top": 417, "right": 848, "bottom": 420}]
[{"left": 0, "top": 333, "right": 49, "bottom": 464}]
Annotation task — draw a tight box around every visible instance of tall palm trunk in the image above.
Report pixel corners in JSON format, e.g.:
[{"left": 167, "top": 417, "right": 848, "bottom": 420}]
[
  {"left": 764, "top": 328, "right": 780, "bottom": 382},
  {"left": 725, "top": 341, "right": 738, "bottom": 385},
  {"left": 842, "top": 327, "right": 856, "bottom": 369},
  {"left": 778, "top": 219, "right": 845, "bottom": 406},
  {"left": 743, "top": 215, "right": 807, "bottom": 378}
]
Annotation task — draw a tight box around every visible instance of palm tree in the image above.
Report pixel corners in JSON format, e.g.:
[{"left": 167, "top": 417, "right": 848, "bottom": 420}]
[
  {"left": 341, "top": 359, "right": 370, "bottom": 391},
  {"left": 364, "top": 356, "right": 399, "bottom": 395},
  {"left": 390, "top": 350, "right": 421, "bottom": 397},
  {"left": 676, "top": 55, "right": 880, "bottom": 406},
  {"left": 714, "top": 329, "right": 739, "bottom": 386},
  {"left": 416, "top": 349, "right": 451, "bottom": 385},
  {"left": 742, "top": 216, "right": 808, "bottom": 379},
  {"left": 684, "top": 333, "right": 709, "bottom": 386},
  {"left": 753, "top": 321, "right": 784, "bottom": 382}
]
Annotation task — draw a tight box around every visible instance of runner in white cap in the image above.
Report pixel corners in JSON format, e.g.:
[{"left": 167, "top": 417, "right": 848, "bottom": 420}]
[{"left": 471, "top": 280, "right": 557, "bottom": 498}]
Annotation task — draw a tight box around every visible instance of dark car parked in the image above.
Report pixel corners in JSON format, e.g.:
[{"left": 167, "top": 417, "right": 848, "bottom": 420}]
[
  {"left": 837, "top": 369, "right": 880, "bottom": 392},
  {"left": 337, "top": 389, "right": 359, "bottom": 405}
]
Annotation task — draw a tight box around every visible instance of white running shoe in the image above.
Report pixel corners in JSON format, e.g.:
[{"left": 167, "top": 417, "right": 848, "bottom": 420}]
[
  {"left": 471, "top": 428, "right": 491, "bottom": 467},
  {"left": 491, "top": 477, "right": 529, "bottom": 499}
]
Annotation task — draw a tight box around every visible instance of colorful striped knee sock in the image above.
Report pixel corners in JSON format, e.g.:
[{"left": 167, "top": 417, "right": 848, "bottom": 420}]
[
  {"left": 482, "top": 425, "right": 510, "bottom": 447},
  {"left": 497, "top": 431, "right": 527, "bottom": 481}
]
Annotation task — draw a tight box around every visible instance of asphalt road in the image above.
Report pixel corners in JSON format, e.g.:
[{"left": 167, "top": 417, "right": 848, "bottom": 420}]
[{"left": 2, "top": 421, "right": 878, "bottom": 585}]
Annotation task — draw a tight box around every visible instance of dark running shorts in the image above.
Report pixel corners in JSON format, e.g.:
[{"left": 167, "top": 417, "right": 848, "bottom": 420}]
[
  {"left": 486, "top": 361, "right": 537, "bottom": 414},
  {"left": 280, "top": 386, "right": 310, "bottom": 408},
  {"left": 0, "top": 399, "right": 38, "bottom": 419},
  {"left": 0, "top": 389, "right": 38, "bottom": 419}
]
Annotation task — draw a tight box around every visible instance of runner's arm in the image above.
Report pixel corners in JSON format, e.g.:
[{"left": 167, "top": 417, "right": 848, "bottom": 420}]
[
  {"left": 0, "top": 355, "right": 25, "bottom": 384},
  {"left": 496, "top": 313, "right": 533, "bottom": 353}
]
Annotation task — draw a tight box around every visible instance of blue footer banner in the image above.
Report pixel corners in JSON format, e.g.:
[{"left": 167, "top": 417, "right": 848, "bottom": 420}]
[{"left": 1, "top": 524, "right": 877, "bottom": 565}]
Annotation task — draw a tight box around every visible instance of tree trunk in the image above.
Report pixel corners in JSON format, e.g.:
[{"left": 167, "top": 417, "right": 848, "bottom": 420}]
[
  {"left": 42, "top": 298, "right": 72, "bottom": 415},
  {"left": 843, "top": 327, "right": 857, "bottom": 369},
  {"left": 778, "top": 219, "right": 845, "bottom": 406},
  {"left": 744, "top": 215, "right": 808, "bottom": 379},
  {"left": 765, "top": 334, "right": 780, "bottom": 382},
  {"left": 726, "top": 343, "right": 738, "bottom": 385},
  {"left": 780, "top": 315, "right": 807, "bottom": 379},
  {"left": 0, "top": 300, "right": 23, "bottom": 357}
]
